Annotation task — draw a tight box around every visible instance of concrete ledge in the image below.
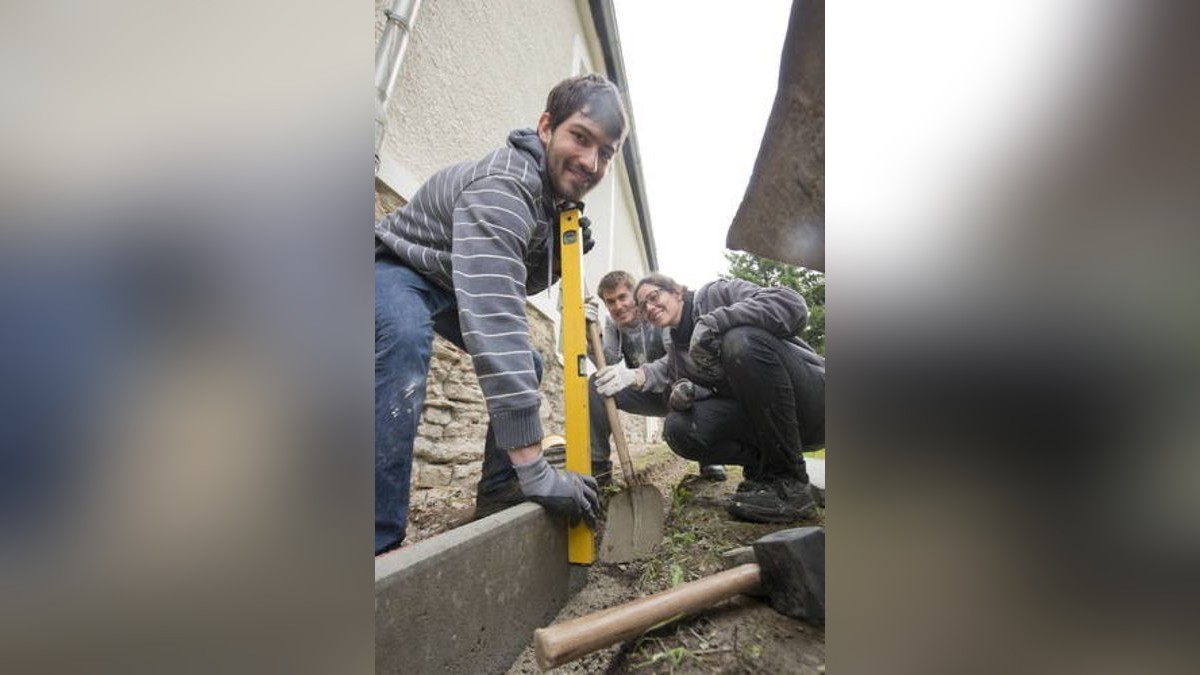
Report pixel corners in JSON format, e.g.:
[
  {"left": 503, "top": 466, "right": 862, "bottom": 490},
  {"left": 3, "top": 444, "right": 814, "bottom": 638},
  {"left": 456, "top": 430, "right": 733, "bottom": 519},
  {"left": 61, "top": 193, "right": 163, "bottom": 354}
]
[
  {"left": 375, "top": 503, "right": 573, "bottom": 674},
  {"left": 808, "top": 457, "right": 826, "bottom": 505}
]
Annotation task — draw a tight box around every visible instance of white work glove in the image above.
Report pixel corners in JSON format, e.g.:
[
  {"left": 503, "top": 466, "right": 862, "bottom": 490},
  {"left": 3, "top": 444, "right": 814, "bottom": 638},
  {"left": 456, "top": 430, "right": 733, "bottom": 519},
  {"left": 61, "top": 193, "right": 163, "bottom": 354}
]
[
  {"left": 595, "top": 363, "right": 638, "bottom": 397},
  {"left": 514, "top": 456, "right": 599, "bottom": 529},
  {"left": 584, "top": 299, "right": 600, "bottom": 325}
]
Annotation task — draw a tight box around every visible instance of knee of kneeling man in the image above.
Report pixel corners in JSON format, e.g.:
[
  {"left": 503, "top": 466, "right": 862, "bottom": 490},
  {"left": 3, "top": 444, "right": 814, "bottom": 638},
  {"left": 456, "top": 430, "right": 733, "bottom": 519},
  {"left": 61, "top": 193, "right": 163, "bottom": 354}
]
[{"left": 662, "top": 415, "right": 699, "bottom": 458}]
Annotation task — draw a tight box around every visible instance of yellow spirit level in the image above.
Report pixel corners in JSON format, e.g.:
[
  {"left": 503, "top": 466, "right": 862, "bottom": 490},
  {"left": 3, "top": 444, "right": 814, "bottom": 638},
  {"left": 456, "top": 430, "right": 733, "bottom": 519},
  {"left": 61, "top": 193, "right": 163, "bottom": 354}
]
[{"left": 558, "top": 205, "right": 593, "bottom": 564}]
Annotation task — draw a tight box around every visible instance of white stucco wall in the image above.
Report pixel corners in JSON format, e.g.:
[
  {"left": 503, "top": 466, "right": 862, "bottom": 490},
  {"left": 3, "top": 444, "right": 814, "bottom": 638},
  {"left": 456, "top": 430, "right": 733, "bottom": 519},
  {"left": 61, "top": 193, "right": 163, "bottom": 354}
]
[{"left": 375, "top": 0, "right": 652, "bottom": 320}]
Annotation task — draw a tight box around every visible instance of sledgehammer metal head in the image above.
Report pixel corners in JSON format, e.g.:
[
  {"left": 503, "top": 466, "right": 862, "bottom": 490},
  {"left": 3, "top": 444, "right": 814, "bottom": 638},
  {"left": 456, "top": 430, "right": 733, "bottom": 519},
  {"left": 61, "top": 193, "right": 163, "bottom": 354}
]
[{"left": 753, "top": 526, "right": 825, "bottom": 623}]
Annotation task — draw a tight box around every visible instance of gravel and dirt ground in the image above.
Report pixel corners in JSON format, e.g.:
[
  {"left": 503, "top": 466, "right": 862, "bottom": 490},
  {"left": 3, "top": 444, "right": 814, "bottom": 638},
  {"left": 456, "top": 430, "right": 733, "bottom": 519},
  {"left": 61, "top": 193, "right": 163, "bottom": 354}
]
[{"left": 406, "top": 442, "right": 826, "bottom": 674}]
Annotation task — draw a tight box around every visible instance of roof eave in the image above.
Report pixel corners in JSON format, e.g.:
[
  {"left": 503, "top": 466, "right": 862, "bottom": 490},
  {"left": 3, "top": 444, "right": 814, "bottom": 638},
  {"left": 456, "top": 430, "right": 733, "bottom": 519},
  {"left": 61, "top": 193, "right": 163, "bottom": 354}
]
[{"left": 589, "top": 0, "right": 658, "bottom": 272}]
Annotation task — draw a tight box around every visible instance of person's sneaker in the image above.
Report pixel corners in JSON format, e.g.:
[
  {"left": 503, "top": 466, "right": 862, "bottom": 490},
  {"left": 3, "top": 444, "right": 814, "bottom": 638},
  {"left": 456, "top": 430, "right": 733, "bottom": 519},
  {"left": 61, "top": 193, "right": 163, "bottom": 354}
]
[
  {"left": 472, "top": 481, "right": 525, "bottom": 521},
  {"left": 699, "top": 464, "right": 727, "bottom": 481},
  {"left": 727, "top": 476, "right": 816, "bottom": 523}
]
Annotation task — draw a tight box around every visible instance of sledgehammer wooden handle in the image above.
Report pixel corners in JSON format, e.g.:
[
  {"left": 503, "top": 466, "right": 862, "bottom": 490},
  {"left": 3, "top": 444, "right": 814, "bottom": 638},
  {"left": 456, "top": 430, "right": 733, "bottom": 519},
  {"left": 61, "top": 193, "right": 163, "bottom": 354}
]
[{"left": 533, "top": 563, "right": 761, "bottom": 670}]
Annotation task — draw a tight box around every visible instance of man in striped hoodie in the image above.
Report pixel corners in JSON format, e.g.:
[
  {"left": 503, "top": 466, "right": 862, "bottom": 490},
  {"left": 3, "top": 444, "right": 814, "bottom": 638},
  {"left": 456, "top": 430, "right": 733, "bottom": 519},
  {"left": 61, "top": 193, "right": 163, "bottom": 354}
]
[{"left": 374, "top": 74, "right": 628, "bottom": 555}]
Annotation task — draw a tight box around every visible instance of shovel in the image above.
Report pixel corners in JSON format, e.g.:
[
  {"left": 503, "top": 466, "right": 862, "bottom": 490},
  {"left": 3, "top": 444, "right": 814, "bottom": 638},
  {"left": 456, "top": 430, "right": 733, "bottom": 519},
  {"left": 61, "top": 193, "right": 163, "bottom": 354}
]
[{"left": 588, "top": 320, "right": 666, "bottom": 562}]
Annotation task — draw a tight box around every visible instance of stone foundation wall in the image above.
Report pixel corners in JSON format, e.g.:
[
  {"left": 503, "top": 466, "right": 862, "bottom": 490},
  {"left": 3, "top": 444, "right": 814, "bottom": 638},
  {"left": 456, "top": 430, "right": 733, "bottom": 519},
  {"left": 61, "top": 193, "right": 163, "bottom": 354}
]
[{"left": 408, "top": 311, "right": 564, "bottom": 503}]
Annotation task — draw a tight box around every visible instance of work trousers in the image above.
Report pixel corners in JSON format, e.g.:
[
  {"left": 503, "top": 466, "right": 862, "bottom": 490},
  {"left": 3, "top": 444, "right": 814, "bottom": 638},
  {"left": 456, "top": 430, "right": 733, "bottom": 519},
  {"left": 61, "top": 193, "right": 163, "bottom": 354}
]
[
  {"left": 662, "top": 326, "right": 824, "bottom": 482},
  {"left": 375, "top": 257, "right": 541, "bottom": 555},
  {"left": 588, "top": 375, "right": 670, "bottom": 467}
]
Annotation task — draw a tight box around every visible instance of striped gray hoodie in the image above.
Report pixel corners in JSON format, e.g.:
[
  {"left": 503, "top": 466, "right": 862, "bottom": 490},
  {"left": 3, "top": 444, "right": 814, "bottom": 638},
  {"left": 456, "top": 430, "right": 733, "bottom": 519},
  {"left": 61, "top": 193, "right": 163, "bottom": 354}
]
[{"left": 375, "top": 128, "right": 559, "bottom": 450}]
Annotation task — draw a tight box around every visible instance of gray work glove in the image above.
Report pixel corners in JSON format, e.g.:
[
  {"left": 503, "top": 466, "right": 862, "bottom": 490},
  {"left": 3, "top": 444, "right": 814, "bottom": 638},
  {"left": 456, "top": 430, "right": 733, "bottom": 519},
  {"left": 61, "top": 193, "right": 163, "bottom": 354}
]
[
  {"left": 668, "top": 378, "right": 715, "bottom": 412},
  {"left": 585, "top": 298, "right": 600, "bottom": 325},
  {"left": 514, "top": 455, "right": 599, "bottom": 529},
  {"left": 688, "top": 318, "right": 723, "bottom": 378}
]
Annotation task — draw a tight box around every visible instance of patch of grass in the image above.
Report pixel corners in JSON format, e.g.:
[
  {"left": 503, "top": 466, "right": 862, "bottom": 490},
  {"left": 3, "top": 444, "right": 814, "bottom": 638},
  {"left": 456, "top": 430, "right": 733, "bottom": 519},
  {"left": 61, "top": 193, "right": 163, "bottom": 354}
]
[
  {"left": 668, "top": 530, "right": 696, "bottom": 547},
  {"left": 633, "top": 645, "right": 691, "bottom": 670},
  {"left": 635, "top": 528, "right": 705, "bottom": 592},
  {"left": 803, "top": 448, "right": 825, "bottom": 459},
  {"left": 669, "top": 562, "right": 685, "bottom": 587},
  {"left": 670, "top": 484, "right": 692, "bottom": 510},
  {"left": 637, "top": 557, "right": 664, "bottom": 589}
]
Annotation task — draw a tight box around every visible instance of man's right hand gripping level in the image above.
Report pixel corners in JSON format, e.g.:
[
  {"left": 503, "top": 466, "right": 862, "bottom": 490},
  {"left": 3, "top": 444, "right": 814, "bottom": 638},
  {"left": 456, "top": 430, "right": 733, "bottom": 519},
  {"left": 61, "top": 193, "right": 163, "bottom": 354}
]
[{"left": 513, "top": 456, "right": 600, "bottom": 529}]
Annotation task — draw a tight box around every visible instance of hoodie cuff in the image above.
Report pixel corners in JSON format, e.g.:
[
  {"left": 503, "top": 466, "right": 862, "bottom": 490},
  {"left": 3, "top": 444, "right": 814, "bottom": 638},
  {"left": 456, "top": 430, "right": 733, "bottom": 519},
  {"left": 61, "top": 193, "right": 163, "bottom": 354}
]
[{"left": 490, "top": 406, "right": 544, "bottom": 451}]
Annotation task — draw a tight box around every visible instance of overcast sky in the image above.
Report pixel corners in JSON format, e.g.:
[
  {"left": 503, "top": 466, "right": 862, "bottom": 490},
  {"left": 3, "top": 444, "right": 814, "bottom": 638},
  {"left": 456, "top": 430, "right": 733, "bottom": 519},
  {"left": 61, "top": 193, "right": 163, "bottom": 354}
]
[{"left": 612, "top": 0, "right": 794, "bottom": 289}]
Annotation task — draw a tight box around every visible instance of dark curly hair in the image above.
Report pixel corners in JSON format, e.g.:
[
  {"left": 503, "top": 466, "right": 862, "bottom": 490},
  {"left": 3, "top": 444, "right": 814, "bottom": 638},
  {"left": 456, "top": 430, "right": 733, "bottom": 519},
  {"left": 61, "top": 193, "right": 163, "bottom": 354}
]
[{"left": 544, "top": 73, "right": 629, "bottom": 143}]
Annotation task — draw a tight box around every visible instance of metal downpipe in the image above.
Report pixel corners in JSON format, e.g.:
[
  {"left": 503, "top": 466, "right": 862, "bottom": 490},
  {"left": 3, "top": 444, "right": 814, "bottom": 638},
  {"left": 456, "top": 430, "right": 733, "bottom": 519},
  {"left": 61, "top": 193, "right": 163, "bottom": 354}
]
[{"left": 375, "top": 0, "right": 422, "bottom": 166}]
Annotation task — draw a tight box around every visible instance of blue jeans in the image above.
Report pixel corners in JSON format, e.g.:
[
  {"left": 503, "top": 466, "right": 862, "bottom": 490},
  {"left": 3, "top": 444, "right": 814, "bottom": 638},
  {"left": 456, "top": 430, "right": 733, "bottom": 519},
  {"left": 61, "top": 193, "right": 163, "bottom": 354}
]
[{"left": 375, "top": 257, "right": 541, "bottom": 554}]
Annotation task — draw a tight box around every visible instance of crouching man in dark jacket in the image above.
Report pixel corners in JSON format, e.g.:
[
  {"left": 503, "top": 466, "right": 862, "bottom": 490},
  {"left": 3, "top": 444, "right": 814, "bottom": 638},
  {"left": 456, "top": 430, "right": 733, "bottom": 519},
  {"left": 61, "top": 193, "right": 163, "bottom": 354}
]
[{"left": 594, "top": 273, "right": 824, "bottom": 522}]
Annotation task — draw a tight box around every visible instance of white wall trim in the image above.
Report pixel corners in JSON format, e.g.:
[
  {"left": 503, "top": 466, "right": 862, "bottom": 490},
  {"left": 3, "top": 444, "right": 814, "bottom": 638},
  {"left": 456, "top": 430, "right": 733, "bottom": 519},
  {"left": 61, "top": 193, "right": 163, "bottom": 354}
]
[
  {"left": 571, "top": 33, "right": 592, "bottom": 75},
  {"left": 376, "top": 153, "right": 424, "bottom": 202}
]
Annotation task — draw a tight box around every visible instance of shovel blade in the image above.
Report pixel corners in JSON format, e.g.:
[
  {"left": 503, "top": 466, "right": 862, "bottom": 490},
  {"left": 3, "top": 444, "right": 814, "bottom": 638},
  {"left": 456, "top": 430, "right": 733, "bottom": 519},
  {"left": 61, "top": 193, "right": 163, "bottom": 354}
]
[{"left": 599, "top": 485, "right": 666, "bottom": 563}]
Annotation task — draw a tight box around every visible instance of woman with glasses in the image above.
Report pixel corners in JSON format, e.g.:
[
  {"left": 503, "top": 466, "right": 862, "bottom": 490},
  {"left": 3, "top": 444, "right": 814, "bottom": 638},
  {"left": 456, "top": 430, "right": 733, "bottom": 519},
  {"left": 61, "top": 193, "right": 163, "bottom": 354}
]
[{"left": 594, "top": 272, "right": 825, "bottom": 523}]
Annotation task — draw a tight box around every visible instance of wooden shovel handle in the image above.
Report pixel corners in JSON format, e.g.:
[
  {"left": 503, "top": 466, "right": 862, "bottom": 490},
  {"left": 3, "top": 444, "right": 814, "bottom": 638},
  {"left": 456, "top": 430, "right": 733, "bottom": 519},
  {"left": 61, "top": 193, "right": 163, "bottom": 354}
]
[
  {"left": 534, "top": 563, "right": 762, "bottom": 670},
  {"left": 587, "top": 320, "right": 638, "bottom": 486}
]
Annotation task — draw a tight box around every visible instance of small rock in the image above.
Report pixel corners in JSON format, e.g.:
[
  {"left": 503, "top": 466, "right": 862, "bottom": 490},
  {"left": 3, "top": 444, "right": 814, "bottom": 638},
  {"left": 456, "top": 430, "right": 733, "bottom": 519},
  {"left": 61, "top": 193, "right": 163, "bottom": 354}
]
[
  {"left": 423, "top": 407, "right": 453, "bottom": 425},
  {"left": 444, "top": 383, "right": 483, "bottom": 403},
  {"left": 416, "top": 464, "right": 453, "bottom": 488}
]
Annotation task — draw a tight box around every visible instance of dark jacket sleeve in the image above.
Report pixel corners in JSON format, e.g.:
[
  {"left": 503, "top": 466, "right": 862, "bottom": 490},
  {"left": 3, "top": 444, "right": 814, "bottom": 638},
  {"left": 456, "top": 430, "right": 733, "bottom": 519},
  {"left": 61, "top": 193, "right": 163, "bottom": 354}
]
[
  {"left": 640, "top": 353, "right": 673, "bottom": 393},
  {"left": 695, "top": 278, "right": 808, "bottom": 337}
]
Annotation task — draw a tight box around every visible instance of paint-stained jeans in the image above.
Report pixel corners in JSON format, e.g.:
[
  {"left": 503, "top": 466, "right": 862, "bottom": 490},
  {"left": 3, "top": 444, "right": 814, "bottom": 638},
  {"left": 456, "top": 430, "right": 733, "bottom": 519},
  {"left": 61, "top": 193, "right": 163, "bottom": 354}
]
[
  {"left": 663, "top": 326, "right": 824, "bottom": 482},
  {"left": 375, "top": 257, "right": 541, "bottom": 555}
]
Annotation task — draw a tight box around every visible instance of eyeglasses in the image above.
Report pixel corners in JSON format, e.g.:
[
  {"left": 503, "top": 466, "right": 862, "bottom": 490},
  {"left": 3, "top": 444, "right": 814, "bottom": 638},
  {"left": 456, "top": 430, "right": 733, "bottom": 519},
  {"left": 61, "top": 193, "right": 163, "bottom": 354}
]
[{"left": 637, "top": 288, "right": 664, "bottom": 311}]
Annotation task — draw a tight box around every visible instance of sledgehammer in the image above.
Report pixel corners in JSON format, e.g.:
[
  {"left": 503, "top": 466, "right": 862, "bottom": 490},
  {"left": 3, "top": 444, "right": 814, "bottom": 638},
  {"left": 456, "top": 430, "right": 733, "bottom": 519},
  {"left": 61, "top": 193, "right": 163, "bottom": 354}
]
[{"left": 533, "top": 526, "right": 824, "bottom": 670}]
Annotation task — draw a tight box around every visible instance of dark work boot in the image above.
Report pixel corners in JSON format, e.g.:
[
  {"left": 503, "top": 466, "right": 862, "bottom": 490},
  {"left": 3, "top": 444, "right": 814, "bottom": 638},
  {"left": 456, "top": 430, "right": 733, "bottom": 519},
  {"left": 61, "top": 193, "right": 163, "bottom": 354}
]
[
  {"left": 735, "top": 464, "right": 769, "bottom": 493},
  {"left": 727, "top": 476, "right": 816, "bottom": 523},
  {"left": 472, "top": 480, "right": 525, "bottom": 521},
  {"left": 735, "top": 478, "right": 769, "bottom": 494}
]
